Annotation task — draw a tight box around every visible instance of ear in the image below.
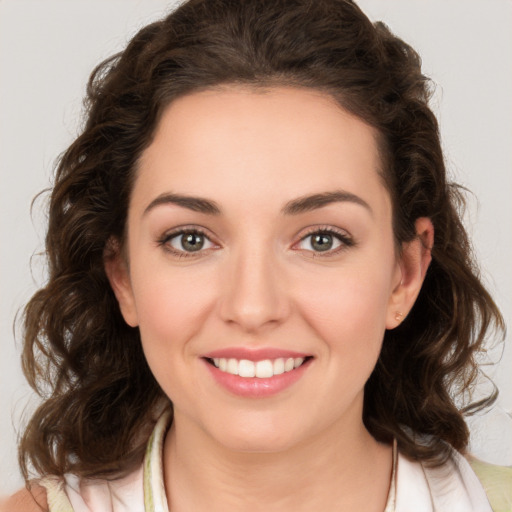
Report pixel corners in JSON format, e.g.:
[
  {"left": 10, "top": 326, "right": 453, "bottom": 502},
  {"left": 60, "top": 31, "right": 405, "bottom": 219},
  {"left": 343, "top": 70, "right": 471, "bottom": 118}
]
[
  {"left": 104, "top": 239, "right": 139, "bottom": 328},
  {"left": 386, "top": 217, "right": 434, "bottom": 329}
]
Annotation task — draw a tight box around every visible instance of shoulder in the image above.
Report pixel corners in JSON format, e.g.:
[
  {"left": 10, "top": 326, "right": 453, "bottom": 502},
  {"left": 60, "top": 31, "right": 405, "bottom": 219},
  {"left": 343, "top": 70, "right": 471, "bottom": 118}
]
[
  {"left": 9, "top": 467, "right": 146, "bottom": 512},
  {"left": 468, "top": 456, "right": 512, "bottom": 512},
  {"left": 0, "top": 484, "right": 47, "bottom": 512}
]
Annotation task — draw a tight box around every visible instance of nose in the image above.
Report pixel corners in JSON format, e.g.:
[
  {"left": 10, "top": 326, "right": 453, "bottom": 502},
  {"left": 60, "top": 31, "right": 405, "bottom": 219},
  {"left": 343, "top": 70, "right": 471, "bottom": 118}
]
[{"left": 218, "top": 243, "right": 290, "bottom": 333}]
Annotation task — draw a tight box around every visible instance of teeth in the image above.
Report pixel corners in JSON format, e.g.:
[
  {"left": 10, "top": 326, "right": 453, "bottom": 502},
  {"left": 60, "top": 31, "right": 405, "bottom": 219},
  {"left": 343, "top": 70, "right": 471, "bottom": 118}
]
[
  {"left": 255, "top": 360, "right": 273, "bottom": 378},
  {"left": 239, "top": 359, "right": 256, "bottom": 378},
  {"left": 227, "top": 358, "right": 238, "bottom": 375},
  {"left": 211, "top": 357, "right": 306, "bottom": 378},
  {"left": 273, "top": 358, "right": 285, "bottom": 375}
]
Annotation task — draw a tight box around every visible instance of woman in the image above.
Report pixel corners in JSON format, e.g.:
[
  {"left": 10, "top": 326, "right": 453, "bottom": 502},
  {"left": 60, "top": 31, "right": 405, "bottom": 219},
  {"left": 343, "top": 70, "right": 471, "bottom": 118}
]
[{"left": 4, "top": 0, "right": 511, "bottom": 510}]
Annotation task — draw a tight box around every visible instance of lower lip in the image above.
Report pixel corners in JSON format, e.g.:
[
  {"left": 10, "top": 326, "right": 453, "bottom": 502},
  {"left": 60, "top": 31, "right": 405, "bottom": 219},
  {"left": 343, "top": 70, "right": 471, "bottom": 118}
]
[{"left": 203, "top": 358, "right": 312, "bottom": 398}]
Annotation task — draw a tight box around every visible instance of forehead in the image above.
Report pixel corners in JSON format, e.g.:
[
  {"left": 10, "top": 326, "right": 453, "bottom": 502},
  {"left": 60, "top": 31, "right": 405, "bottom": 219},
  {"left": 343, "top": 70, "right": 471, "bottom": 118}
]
[{"left": 134, "top": 86, "right": 390, "bottom": 218}]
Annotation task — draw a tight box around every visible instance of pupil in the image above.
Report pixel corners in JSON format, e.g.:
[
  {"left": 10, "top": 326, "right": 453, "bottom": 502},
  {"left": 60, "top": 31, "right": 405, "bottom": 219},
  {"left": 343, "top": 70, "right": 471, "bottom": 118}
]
[
  {"left": 312, "top": 234, "right": 332, "bottom": 251},
  {"left": 182, "top": 233, "right": 204, "bottom": 252}
]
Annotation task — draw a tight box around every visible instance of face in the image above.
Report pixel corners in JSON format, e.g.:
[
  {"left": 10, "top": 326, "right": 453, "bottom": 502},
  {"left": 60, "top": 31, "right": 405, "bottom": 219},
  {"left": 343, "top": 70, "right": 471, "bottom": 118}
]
[{"left": 107, "top": 86, "right": 427, "bottom": 453}]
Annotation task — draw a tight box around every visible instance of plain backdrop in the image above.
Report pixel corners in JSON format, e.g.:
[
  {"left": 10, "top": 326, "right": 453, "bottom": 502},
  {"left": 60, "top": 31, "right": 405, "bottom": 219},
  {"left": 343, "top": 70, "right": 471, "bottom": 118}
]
[{"left": 1, "top": 0, "right": 511, "bottom": 496}]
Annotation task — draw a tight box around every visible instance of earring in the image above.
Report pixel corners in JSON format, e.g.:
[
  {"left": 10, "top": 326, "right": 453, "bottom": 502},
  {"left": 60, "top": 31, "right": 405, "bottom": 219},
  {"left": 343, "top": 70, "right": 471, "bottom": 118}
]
[{"left": 395, "top": 312, "right": 404, "bottom": 323}]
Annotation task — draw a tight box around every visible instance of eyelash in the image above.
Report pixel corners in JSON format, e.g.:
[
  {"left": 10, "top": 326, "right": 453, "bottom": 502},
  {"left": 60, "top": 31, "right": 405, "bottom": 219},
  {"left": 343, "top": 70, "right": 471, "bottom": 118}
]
[
  {"left": 157, "top": 225, "right": 355, "bottom": 259},
  {"left": 296, "top": 226, "right": 355, "bottom": 258}
]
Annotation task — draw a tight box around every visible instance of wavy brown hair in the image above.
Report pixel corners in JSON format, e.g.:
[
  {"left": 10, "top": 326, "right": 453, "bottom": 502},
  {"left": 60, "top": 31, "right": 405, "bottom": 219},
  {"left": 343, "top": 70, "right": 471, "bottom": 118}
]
[{"left": 19, "top": 0, "right": 504, "bottom": 481}]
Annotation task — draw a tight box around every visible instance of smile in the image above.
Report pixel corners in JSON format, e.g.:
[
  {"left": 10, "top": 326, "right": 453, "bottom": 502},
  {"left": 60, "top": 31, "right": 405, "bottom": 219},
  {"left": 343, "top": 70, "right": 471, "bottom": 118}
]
[
  {"left": 208, "top": 357, "right": 307, "bottom": 378},
  {"left": 202, "top": 351, "right": 313, "bottom": 398}
]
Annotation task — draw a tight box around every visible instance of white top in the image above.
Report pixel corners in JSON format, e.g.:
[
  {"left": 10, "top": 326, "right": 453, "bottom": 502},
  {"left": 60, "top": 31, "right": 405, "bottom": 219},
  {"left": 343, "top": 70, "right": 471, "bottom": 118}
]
[{"left": 40, "top": 409, "right": 493, "bottom": 512}]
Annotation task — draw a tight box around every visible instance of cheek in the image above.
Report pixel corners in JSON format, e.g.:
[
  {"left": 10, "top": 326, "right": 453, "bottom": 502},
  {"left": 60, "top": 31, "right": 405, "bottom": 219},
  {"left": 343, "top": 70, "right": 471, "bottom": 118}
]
[
  {"left": 131, "top": 267, "right": 217, "bottom": 404},
  {"left": 130, "top": 263, "right": 215, "bottom": 354},
  {"left": 296, "top": 265, "right": 394, "bottom": 357},
  {"left": 298, "top": 270, "right": 391, "bottom": 399}
]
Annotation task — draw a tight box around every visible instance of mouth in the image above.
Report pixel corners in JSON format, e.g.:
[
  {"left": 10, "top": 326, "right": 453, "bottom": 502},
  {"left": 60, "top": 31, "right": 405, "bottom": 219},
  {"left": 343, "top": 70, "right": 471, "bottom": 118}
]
[
  {"left": 201, "top": 348, "right": 314, "bottom": 397},
  {"left": 204, "top": 356, "right": 313, "bottom": 378}
]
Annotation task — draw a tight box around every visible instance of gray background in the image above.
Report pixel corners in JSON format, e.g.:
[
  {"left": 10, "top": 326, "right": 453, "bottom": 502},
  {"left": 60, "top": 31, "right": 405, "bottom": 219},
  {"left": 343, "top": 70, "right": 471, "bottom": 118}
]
[{"left": 1, "top": 0, "right": 511, "bottom": 495}]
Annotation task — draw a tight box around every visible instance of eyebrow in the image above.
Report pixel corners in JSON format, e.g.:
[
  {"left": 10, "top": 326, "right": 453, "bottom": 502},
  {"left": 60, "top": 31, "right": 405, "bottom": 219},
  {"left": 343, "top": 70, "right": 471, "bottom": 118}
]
[{"left": 143, "top": 190, "right": 372, "bottom": 217}]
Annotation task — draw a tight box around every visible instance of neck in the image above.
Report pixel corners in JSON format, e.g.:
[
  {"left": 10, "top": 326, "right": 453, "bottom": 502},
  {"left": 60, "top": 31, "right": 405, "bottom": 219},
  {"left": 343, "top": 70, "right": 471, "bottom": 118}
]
[{"left": 163, "top": 405, "right": 392, "bottom": 512}]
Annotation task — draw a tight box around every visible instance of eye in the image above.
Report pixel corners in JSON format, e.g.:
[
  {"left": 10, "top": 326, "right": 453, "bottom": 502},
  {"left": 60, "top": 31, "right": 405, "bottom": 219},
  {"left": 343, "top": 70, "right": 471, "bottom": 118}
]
[
  {"left": 159, "top": 228, "right": 216, "bottom": 257},
  {"left": 296, "top": 228, "right": 354, "bottom": 256},
  {"left": 158, "top": 226, "right": 353, "bottom": 258}
]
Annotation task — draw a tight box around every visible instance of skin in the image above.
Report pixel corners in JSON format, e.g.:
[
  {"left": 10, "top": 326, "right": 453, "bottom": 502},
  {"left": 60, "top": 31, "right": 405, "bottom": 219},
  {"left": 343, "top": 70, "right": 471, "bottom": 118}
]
[
  {"left": 0, "top": 484, "right": 47, "bottom": 512},
  {"left": 102, "top": 86, "right": 433, "bottom": 512}
]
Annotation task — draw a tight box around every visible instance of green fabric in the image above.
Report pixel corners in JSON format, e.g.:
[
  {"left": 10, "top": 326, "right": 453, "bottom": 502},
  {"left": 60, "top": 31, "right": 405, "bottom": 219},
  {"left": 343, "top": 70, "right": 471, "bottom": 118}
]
[
  {"left": 143, "top": 425, "right": 157, "bottom": 512},
  {"left": 470, "top": 458, "right": 512, "bottom": 512}
]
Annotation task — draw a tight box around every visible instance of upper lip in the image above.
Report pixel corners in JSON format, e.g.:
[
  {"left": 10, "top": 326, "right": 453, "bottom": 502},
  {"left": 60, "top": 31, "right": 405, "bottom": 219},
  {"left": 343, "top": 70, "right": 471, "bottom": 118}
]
[{"left": 202, "top": 347, "right": 312, "bottom": 361}]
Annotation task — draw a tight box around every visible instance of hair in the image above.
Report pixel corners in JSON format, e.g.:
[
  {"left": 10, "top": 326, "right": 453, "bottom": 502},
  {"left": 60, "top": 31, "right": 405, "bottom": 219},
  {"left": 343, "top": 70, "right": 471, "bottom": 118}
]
[{"left": 19, "top": 0, "right": 504, "bottom": 481}]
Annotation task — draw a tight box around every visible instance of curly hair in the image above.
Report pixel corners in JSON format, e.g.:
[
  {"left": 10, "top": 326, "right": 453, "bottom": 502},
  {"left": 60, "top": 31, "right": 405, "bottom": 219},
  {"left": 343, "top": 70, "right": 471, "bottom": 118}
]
[{"left": 19, "top": 0, "right": 504, "bottom": 480}]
